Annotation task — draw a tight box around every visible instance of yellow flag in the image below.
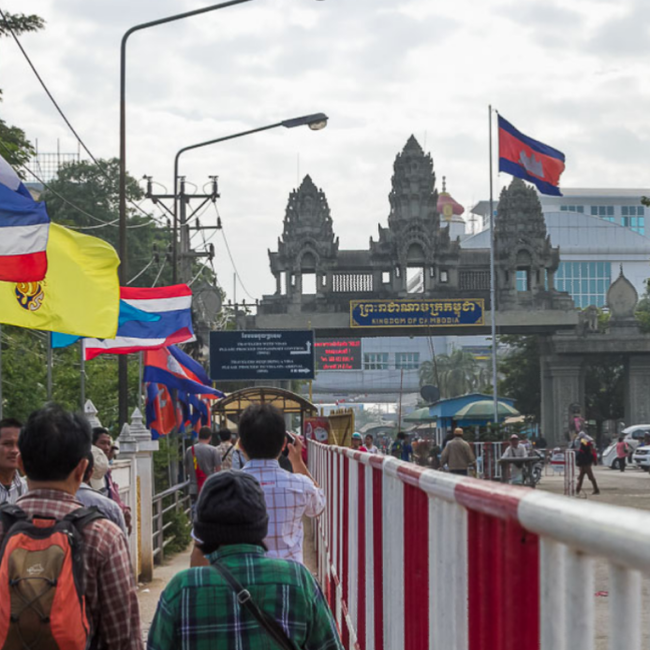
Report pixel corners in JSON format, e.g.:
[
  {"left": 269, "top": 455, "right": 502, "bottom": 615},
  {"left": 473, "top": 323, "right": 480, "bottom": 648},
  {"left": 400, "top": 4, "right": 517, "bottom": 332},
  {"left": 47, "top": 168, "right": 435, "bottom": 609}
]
[{"left": 0, "top": 223, "right": 119, "bottom": 337}]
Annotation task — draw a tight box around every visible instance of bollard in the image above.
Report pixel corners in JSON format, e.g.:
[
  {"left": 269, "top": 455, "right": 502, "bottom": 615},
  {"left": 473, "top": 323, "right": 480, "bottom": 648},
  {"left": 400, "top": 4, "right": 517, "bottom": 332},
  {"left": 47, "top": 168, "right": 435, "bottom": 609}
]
[{"left": 564, "top": 450, "right": 576, "bottom": 497}]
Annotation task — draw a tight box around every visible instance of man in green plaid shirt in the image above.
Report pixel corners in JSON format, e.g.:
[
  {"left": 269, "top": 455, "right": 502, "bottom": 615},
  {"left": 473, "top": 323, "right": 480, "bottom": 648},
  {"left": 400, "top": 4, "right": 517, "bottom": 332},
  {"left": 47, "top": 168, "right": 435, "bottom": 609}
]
[{"left": 147, "top": 471, "right": 343, "bottom": 650}]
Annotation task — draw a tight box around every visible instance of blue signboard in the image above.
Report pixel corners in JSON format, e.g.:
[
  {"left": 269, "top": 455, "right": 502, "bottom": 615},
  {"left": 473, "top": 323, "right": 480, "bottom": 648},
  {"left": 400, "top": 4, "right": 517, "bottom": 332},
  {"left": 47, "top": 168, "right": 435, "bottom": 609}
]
[
  {"left": 210, "top": 330, "right": 315, "bottom": 381},
  {"left": 350, "top": 299, "right": 485, "bottom": 328}
]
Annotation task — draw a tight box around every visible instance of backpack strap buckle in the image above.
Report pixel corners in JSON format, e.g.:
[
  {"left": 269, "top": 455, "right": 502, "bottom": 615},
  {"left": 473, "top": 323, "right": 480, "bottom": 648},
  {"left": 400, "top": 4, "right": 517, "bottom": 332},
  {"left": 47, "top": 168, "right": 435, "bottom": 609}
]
[{"left": 237, "top": 588, "right": 252, "bottom": 604}]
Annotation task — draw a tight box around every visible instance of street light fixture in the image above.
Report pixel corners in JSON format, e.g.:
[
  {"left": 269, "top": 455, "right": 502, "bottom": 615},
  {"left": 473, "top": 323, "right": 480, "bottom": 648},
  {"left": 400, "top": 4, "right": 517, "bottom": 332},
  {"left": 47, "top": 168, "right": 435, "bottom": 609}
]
[
  {"left": 118, "top": 1, "right": 327, "bottom": 425},
  {"left": 172, "top": 112, "right": 329, "bottom": 283}
]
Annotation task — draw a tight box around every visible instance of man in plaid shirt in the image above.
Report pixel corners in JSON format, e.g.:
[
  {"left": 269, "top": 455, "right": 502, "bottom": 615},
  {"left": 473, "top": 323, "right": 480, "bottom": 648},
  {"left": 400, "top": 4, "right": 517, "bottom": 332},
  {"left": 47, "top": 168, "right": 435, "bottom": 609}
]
[
  {"left": 239, "top": 404, "right": 325, "bottom": 564},
  {"left": 0, "top": 404, "right": 142, "bottom": 649},
  {"left": 148, "top": 471, "right": 342, "bottom": 650}
]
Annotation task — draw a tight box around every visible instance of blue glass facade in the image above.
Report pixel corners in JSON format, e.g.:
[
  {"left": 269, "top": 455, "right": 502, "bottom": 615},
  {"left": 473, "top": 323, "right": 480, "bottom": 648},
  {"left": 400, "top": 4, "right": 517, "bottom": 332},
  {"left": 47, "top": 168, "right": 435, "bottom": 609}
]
[{"left": 555, "top": 262, "right": 611, "bottom": 308}]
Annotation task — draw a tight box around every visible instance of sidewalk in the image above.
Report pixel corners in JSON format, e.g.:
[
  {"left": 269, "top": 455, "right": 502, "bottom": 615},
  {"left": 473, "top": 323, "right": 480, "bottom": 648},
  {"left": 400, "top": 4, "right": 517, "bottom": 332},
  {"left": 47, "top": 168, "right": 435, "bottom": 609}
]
[{"left": 138, "top": 546, "right": 193, "bottom": 639}]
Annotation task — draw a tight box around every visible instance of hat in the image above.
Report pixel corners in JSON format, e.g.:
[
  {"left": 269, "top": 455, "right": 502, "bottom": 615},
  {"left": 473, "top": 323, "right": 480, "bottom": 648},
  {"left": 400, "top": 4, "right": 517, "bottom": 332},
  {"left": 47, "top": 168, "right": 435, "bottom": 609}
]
[
  {"left": 193, "top": 471, "right": 268, "bottom": 550},
  {"left": 510, "top": 434, "right": 519, "bottom": 440},
  {"left": 352, "top": 432, "right": 362, "bottom": 440},
  {"left": 89, "top": 445, "right": 109, "bottom": 490}
]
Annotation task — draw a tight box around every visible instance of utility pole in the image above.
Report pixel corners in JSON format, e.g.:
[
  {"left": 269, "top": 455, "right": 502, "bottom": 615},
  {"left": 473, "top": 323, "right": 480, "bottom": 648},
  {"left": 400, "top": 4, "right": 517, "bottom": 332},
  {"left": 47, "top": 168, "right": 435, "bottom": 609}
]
[{"left": 144, "top": 176, "right": 220, "bottom": 284}]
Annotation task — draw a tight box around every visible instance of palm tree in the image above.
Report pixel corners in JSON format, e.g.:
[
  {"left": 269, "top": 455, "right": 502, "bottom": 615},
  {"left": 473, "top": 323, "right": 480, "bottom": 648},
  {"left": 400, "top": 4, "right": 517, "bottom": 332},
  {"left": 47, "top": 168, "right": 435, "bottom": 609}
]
[{"left": 419, "top": 349, "right": 485, "bottom": 398}]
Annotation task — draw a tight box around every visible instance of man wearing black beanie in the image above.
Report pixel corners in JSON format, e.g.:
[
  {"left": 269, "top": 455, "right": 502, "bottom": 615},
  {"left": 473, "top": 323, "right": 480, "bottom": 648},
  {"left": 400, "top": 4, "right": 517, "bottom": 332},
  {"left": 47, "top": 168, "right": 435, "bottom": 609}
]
[{"left": 147, "top": 471, "right": 343, "bottom": 650}]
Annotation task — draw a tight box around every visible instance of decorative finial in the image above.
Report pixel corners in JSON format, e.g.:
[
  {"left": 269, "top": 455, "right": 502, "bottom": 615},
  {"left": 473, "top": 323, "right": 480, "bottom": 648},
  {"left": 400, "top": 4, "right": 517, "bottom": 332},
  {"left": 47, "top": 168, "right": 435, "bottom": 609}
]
[
  {"left": 442, "top": 176, "right": 447, "bottom": 193},
  {"left": 619, "top": 263, "right": 624, "bottom": 277}
]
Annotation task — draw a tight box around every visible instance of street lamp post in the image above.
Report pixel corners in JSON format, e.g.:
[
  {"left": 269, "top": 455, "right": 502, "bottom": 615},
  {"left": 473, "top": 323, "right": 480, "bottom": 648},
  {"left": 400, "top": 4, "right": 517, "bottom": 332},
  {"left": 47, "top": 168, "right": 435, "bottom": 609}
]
[
  {"left": 172, "top": 113, "right": 329, "bottom": 284},
  {"left": 118, "top": 0, "right": 257, "bottom": 427},
  {"left": 118, "top": 1, "right": 327, "bottom": 426}
]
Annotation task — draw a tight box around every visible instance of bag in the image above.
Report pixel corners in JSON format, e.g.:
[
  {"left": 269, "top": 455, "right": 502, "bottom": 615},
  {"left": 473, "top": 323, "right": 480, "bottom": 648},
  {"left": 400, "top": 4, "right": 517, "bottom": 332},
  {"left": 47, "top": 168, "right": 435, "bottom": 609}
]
[
  {"left": 191, "top": 445, "right": 208, "bottom": 493},
  {"left": 211, "top": 562, "right": 299, "bottom": 650},
  {"left": 0, "top": 504, "right": 104, "bottom": 650}
]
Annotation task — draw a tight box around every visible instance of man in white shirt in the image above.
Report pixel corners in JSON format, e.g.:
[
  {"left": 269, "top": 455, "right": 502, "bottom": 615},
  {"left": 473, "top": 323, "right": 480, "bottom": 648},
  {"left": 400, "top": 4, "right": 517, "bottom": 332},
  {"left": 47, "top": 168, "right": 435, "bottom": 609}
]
[
  {"left": 0, "top": 418, "right": 26, "bottom": 505},
  {"left": 501, "top": 434, "right": 528, "bottom": 484},
  {"left": 239, "top": 404, "right": 325, "bottom": 564}
]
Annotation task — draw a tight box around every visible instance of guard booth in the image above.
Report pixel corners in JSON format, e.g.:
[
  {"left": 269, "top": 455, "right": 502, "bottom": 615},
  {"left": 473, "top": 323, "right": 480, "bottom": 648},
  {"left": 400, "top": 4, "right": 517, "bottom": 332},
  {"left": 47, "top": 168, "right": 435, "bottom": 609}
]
[{"left": 213, "top": 386, "right": 317, "bottom": 431}]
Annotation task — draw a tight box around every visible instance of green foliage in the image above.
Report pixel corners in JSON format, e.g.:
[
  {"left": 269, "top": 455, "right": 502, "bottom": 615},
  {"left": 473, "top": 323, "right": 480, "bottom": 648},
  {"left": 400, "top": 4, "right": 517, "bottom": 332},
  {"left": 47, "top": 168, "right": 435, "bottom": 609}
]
[
  {"left": 498, "top": 335, "right": 540, "bottom": 420},
  {"left": 419, "top": 349, "right": 490, "bottom": 398},
  {"left": 0, "top": 11, "right": 45, "bottom": 36},
  {"left": 163, "top": 508, "right": 192, "bottom": 554},
  {"left": 43, "top": 158, "right": 173, "bottom": 287},
  {"left": 636, "top": 278, "right": 650, "bottom": 333}
]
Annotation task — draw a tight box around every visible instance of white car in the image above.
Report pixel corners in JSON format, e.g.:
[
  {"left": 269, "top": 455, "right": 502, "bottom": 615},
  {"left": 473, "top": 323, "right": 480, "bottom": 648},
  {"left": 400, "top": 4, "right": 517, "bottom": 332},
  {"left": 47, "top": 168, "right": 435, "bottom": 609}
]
[
  {"left": 633, "top": 444, "right": 650, "bottom": 471},
  {"left": 602, "top": 425, "right": 650, "bottom": 469}
]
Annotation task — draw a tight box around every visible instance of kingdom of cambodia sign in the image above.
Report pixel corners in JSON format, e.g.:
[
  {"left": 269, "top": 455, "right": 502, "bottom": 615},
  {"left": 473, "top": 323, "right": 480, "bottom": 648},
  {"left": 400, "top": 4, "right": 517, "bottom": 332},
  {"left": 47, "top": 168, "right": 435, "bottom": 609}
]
[{"left": 350, "top": 299, "right": 485, "bottom": 328}]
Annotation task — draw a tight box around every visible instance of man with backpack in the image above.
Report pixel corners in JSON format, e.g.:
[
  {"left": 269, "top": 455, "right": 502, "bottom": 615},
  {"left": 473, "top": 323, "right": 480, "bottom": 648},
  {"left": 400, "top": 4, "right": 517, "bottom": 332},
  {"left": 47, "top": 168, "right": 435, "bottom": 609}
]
[
  {"left": 184, "top": 427, "right": 222, "bottom": 502},
  {"left": 148, "top": 471, "right": 343, "bottom": 650},
  {"left": 0, "top": 403, "right": 142, "bottom": 649},
  {"left": 390, "top": 431, "right": 413, "bottom": 462},
  {"left": 214, "top": 428, "right": 236, "bottom": 471}
]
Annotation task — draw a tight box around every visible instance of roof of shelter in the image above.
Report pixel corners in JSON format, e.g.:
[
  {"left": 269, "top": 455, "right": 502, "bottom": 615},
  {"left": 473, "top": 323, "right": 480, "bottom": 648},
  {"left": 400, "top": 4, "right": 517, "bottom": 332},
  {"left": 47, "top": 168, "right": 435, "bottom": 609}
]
[{"left": 213, "top": 387, "right": 317, "bottom": 417}]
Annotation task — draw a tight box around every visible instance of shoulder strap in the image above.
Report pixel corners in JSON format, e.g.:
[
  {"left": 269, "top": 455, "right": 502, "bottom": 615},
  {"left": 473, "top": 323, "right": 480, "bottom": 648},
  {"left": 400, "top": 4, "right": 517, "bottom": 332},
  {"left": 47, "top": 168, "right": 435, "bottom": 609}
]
[
  {"left": 211, "top": 562, "right": 299, "bottom": 650},
  {"left": 0, "top": 502, "right": 28, "bottom": 531},
  {"left": 222, "top": 444, "right": 235, "bottom": 461},
  {"left": 63, "top": 506, "right": 105, "bottom": 532}
]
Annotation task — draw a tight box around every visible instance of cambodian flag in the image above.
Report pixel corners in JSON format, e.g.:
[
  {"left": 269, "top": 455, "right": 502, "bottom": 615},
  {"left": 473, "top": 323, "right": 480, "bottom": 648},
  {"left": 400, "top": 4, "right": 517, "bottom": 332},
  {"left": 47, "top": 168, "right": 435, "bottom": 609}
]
[
  {"left": 498, "top": 115, "right": 565, "bottom": 196},
  {"left": 143, "top": 345, "right": 223, "bottom": 397},
  {"left": 82, "top": 284, "right": 196, "bottom": 360},
  {"left": 0, "top": 154, "right": 50, "bottom": 281}
]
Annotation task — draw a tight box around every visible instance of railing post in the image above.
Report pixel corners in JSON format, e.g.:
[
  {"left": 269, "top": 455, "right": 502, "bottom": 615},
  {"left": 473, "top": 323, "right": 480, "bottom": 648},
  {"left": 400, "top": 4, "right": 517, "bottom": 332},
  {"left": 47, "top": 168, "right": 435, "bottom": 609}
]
[
  {"left": 116, "top": 422, "right": 138, "bottom": 576},
  {"left": 119, "top": 408, "right": 159, "bottom": 582},
  {"left": 84, "top": 399, "right": 102, "bottom": 428}
]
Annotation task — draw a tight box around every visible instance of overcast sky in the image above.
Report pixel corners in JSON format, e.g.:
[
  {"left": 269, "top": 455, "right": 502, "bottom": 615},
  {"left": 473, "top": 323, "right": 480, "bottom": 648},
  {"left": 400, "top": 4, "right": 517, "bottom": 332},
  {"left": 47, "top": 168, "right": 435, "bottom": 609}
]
[{"left": 3, "top": 0, "right": 650, "bottom": 300}]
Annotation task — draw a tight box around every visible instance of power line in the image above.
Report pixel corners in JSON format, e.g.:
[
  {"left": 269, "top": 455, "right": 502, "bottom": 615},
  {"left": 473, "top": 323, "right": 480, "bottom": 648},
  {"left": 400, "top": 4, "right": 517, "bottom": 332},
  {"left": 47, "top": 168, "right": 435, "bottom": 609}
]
[
  {"left": 0, "top": 7, "right": 161, "bottom": 224},
  {"left": 127, "top": 257, "right": 155, "bottom": 285},
  {"left": 152, "top": 259, "right": 167, "bottom": 287},
  {"left": 213, "top": 203, "right": 254, "bottom": 300}
]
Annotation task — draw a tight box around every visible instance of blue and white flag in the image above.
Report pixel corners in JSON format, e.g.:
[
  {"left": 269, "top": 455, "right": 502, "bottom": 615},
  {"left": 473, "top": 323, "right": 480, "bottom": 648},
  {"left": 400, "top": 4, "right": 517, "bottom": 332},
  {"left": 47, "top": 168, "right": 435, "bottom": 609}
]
[{"left": 0, "top": 154, "right": 50, "bottom": 281}]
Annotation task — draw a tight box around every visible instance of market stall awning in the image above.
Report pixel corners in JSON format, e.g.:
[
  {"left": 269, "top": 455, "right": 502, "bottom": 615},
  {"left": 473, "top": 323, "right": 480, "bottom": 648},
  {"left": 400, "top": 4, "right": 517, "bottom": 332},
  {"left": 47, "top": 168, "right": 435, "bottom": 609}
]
[{"left": 454, "top": 400, "right": 519, "bottom": 420}]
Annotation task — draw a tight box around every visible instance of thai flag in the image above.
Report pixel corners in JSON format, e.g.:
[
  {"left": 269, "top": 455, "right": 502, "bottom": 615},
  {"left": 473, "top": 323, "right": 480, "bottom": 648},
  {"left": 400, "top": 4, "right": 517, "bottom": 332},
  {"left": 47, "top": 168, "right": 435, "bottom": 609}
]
[
  {"left": 143, "top": 345, "right": 223, "bottom": 397},
  {"left": 498, "top": 115, "right": 566, "bottom": 196},
  {"left": 83, "top": 284, "right": 196, "bottom": 360},
  {"left": 0, "top": 154, "right": 50, "bottom": 281}
]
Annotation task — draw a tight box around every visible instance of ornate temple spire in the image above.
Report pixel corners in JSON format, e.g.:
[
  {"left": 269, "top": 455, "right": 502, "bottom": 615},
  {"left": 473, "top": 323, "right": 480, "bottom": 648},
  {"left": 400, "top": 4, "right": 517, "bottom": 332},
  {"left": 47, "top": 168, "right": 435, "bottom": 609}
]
[
  {"left": 388, "top": 135, "right": 439, "bottom": 228},
  {"left": 281, "top": 174, "right": 335, "bottom": 244}
]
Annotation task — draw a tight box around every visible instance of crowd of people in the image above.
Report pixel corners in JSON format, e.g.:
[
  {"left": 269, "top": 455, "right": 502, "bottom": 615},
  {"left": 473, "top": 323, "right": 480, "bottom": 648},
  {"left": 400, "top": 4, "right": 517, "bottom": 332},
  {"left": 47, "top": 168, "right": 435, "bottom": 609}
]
[{"left": 0, "top": 405, "right": 344, "bottom": 650}]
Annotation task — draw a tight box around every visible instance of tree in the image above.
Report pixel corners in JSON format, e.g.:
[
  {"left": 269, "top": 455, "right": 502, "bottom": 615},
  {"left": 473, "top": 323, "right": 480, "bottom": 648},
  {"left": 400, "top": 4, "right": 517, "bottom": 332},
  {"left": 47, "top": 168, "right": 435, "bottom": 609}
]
[
  {"left": 498, "top": 335, "right": 541, "bottom": 420},
  {"left": 419, "top": 349, "right": 490, "bottom": 398},
  {"left": 43, "top": 158, "right": 174, "bottom": 287},
  {"left": 0, "top": 10, "right": 45, "bottom": 171}
]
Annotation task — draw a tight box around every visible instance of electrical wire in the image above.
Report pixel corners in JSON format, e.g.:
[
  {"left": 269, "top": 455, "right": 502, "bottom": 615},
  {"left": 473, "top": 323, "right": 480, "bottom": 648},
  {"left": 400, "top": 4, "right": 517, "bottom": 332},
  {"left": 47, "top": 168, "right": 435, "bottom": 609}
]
[
  {"left": 126, "top": 257, "right": 155, "bottom": 285},
  {"left": 214, "top": 203, "right": 255, "bottom": 300},
  {"left": 0, "top": 7, "right": 164, "bottom": 226},
  {"left": 151, "top": 259, "right": 167, "bottom": 287}
]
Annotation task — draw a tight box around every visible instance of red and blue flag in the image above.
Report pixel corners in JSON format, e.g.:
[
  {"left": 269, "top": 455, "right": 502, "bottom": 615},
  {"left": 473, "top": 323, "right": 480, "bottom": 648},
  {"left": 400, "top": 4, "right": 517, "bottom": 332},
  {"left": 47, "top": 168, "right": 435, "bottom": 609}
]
[
  {"left": 82, "top": 284, "right": 195, "bottom": 360},
  {"left": 498, "top": 115, "right": 565, "bottom": 196},
  {"left": 145, "top": 382, "right": 183, "bottom": 438},
  {"left": 143, "top": 345, "right": 223, "bottom": 398},
  {"left": 0, "top": 153, "right": 50, "bottom": 281}
]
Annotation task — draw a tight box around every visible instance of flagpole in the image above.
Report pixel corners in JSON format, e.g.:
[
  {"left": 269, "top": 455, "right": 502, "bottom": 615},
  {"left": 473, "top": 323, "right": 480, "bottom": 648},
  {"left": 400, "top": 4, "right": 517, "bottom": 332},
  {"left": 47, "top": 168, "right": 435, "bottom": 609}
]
[
  {"left": 47, "top": 332, "right": 53, "bottom": 401},
  {"left": 488, "top": 105, "right": 499, "bottom": 426},
  {"left": 138, "top": 351, "right": 143, "bottom": 410},
  {"left": 80, "top": 339, "right": 86, "bottom": 411},
  {"left": 0, "top": 324, "right": 3, "bottom": 420}
]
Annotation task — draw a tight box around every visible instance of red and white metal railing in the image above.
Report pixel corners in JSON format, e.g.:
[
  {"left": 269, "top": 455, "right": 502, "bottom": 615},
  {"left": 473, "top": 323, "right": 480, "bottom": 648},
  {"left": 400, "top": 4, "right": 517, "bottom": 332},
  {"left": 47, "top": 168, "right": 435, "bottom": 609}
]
[{"left": 309, "top": 441, "right": 650, "bottom": 650}]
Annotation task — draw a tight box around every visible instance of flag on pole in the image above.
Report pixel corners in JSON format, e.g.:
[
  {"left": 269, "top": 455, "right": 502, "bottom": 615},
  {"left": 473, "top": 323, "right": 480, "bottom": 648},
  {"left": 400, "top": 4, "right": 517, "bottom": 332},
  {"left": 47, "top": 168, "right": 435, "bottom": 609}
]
[
  {"left": 143, "top": 345, "right": 223, "bottom": 397},
  {"left": 81, "top": 284, "right": 195, "bottom": 360},
  {"left": 0, "top": 223, "right": 119, "bottom": 338},
  {"left": 0, "top": 153, "right": 50, "bottom": 281},
  {"left": 498, "top": 115, "right": 565, "bottom": 196},
  {"left": 51, "top": 300, "right": 161, "bottom": 349},
  {"left": 145, "top": 382, "right": 181, "bottom": 438}
]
